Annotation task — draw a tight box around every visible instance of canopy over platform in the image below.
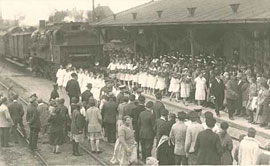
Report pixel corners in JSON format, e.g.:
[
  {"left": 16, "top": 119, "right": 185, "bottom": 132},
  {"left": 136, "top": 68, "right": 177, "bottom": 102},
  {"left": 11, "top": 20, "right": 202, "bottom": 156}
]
[{"left": 96, "top": 0, "right": 270, "bottom": 27}]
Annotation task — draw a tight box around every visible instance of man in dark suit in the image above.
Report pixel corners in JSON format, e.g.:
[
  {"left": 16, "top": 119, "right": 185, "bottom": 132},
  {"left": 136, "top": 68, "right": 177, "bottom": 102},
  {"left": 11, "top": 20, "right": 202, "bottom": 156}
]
[
  {"left": 116, "top": 85, "right": 126, "bottom": 104},
  {"left": 131, "top": 95, "right": 146, "bottom": 159},
  {"left": 194, "top": 117, "right": 222, "bottom": 165},
  {"left": 66, "top": 73, "right": 81, "bottom": 103},
  {"left": 137, "top": 101, "right": 155, "bottom": 163},
  {"left": 123, "top": 94, "right": 137, "bottom": 117},
  {"left": 81, "top": 83, "right": 93, "bottom": 107},
  {"left": 153, "top": 92, "right": 165, "bottom": 120},
  {"left": 101, "top": 94, "right": 118, "bottom": 143},
  {"left": 8, "top": 94, "right": 26, "bottom": 142},
  {"left": 26, "top": 94, "right": 41, "bottom": 151},
  {"left": 154, "top": 109, "right": 168, "bottom": 146},
  {"left": 210, "top": 73, "right": 225, "bottom": 117}
]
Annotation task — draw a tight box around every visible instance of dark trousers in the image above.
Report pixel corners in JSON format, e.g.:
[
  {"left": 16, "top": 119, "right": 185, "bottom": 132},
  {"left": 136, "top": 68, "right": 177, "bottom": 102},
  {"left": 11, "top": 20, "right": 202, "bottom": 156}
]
[
  {"left": 12, "top": 120, "right": 26, "bottom": 142},
  {"left": 104, "top": 122, "right": 116, "bottom": 143},
  {"left": 214, "top": 96, "right": 224, "bottom": 115},
  {"left": 0, "top": 127, "right": 10, "bottom": 147},
  {"left": 134, "top": 128, "right": 140, "bottom": 159},
  {"left": 227, "top": 98, "right": 237, "bottom": 118},
  {"left": 175, "top": 155, "right": 188, "bottom": 165},
  {"left": 69, "top": 95, "right": 79, "bottom": 104},
  {"left": 29, "top": 127, "right": 39, "bottom": 150},
  {"left": 140, "top": 138, "right": 153, "bottom": 162},
  {"left": 157, "top": 142, "right": 174, "bottom": 165}
]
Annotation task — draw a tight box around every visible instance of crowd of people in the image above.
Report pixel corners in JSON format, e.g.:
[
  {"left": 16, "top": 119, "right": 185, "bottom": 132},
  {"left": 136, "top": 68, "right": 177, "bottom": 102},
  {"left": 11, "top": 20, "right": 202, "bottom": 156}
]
[{"left": 1, "top": 49, "right": 270, "bottom": 165}]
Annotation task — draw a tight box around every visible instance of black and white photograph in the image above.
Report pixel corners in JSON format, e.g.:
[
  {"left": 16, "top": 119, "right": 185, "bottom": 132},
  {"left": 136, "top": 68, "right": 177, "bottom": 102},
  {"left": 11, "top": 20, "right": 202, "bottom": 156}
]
[{"left": 0, "top": 0, "right": 270, "bottom": 165}]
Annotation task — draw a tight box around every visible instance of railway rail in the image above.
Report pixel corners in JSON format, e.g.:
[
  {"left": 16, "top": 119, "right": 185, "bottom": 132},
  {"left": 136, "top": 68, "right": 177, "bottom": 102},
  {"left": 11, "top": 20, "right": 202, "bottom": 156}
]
[{"left": 0, "top": 81, "right": 109, "bottom": 166}]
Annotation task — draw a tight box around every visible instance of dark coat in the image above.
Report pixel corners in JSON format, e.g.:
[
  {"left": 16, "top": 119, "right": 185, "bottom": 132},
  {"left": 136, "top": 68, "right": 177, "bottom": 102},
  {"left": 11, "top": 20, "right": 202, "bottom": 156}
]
[
  {"left": 48, "top": 113, "right": 64, "bottom": 133},
  {"left": 81, "top": 90, "right": 93, "bottom": 104},
  {"left": 262, "top": 92, "right": 270, "bottom": 124},
  {"left": 153, "top": 100, "right": 165, "bottom": 119},
  {"left": 26, "top": 103, "right": 41, "bottom": 130},
  {"left": 101, "top": 101, "right": 118, "bottom": 124},
  {"left": 210, "top": 78, "right": 225, "bottom": 101},
  {"left": 71, "top": 109, "right": 85, "bottom": 135},
  {"left": 156, "top": 120, "right": 175, "bottom": 165},
  {"left": 137, "top": 109, "right": 155, "bottom": 140},
  {"left": 195, "top": 129, "right": 223, "bottom": 165},
  {"left": 131, "top": 104, "right": 145, "bottom": 141},
  {"left": 66, "top": 79, "right": 81, "bottom": 99},
  {"left": 50, "top": 89, "right": 59, "bottom": 100},
  {"left": 8, "top": 100, "right": 24, "bottom": 123},
  {"left": 226, "top": 79, "right": 239, "bottom": 100},
  {"left": 116, "top": 92, "right": 125, "bottom": 104},
  {"left": 56, "top": 104, "right": 70, "bottom": 125},
  {"left": 154, "top": 118, "right": 166, "bottom": 143},
  {"left": 123, "top": 102, "right": 137, "bottom": 117}
]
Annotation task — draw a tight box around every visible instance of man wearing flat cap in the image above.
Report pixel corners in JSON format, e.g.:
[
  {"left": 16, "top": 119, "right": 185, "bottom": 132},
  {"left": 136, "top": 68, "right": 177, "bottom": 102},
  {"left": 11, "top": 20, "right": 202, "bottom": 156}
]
[
  {"left": 153, "top": 92, "right": 165, "bottom": 120},
  {"left": 155, "top": 108, "right": 168, "bottom": 146},
  {"left": 185, "top": 111, "right": 204, "bottom": 165},
  {"left": 66, "top": 73, "right": 81, "bottom": 104},
  {"left": 26, "top": 93, "right": 41, "bottom": 151},
  {"left": 81, "top": 83, "right": 93, "bottom": 107},
  {"left": 116, "top": 85, "right": 126, "bottom": 104},
  {"left": 50, "top": 83, "right": 59, "bottom": 101},
  {"left": 195, "top": 118, "right": 222, "bottom": 165},
  {"left": 170, "top": 111, "right": 188, "bottom": 165},
  {"left": 137, "top": 101, "right": 155, "bottom": 163}
]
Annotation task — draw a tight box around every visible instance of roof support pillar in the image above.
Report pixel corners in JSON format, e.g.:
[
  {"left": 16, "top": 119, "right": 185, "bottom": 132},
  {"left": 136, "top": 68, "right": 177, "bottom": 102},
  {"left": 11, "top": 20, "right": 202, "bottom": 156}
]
[
  {"left": 152, "top": 28, "right": 158, "bottom": 57},
  {"left": 188, "top": 28, "right": 195, "bottom": 66}
]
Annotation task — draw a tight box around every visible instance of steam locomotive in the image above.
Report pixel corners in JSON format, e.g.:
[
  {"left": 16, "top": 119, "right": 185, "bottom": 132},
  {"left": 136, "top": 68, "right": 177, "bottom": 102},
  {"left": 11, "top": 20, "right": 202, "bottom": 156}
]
[{"left": 0, "top": 21, "right": 104, "bottom": 79}]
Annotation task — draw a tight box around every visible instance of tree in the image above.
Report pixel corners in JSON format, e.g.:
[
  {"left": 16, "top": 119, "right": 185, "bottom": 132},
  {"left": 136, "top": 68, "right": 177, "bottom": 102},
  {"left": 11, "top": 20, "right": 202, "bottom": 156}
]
[{"left": 48, "top": 10, "right": 69, "bottom": 23}]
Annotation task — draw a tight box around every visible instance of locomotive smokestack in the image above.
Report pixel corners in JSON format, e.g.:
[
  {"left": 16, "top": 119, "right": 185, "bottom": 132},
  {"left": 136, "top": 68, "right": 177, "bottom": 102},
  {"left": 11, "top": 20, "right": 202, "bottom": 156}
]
[{"left": 39, "top": 20, "right": 46, "bottom": 29}]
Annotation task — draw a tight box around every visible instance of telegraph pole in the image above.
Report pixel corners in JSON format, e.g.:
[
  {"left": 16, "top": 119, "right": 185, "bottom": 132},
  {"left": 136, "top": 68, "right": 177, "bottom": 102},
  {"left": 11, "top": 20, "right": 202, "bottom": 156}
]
[{"left": 92, "top": 0, "right": 95, "bottom": 22}]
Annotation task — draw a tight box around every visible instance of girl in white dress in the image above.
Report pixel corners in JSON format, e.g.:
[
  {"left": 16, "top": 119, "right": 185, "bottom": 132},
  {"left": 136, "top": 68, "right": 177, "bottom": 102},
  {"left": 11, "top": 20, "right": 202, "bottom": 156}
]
[
  {"left": 63, "top": 68, "right": 72, "bottom": 88},
  {"left": 169, "top": 70, "right": 181, "bottom": 101},
  {"left": 155, "top": 67, "right": 166, "bottom": 93},
  {"left": 194, "top": 72, "right": 207, "bottom": 106},
  {"left": 56, "top": 65, "right": 65, "bottom": 91},
  {"left": 180, "top": 70, "right": 191, "bottom": 106}
]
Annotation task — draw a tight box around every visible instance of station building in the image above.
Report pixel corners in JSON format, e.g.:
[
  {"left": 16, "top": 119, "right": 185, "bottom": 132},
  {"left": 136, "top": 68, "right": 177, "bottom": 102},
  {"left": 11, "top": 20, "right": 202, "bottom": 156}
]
[{"left": 96, "top": 0, "right": 270, "bottom": 72}]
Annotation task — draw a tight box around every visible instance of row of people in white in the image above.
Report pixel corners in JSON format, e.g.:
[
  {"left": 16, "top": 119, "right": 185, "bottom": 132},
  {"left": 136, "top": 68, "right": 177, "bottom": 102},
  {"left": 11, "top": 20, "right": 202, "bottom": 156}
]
[
  {"left": 56, "top": 66, "right": 106, "bottom": 100},
  {"left": 108, "top": 61, "right": 207, "bottom": 102}
]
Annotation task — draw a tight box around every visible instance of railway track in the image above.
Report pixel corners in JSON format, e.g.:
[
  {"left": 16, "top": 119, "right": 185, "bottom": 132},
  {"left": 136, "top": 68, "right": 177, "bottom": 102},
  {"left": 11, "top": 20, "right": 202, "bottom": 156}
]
[{"left": 0, "top": 81, "right": 110, "bottom": 166}]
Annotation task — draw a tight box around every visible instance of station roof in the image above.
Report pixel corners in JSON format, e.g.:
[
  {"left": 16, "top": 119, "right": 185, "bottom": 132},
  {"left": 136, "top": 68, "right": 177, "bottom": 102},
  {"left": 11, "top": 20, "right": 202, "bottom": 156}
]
[{"left": 96, "top": 0, "right": 270, "bottom": 27}]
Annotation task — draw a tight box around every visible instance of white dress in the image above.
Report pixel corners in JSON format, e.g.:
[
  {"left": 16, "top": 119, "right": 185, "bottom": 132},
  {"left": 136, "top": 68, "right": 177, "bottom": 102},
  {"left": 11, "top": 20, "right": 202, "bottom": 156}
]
[
  {"left": 180, "top": 79, "right": 191, "bottom": 98},
  {"left": 195, "top": 77, "right": 206, "bottom": 101},
  {"left": 56, "top": 68, "right": 65, "bottom": 86},
  {"left": 63, "top": 71, "right": 71, "bottom": 88},
  {"left": 155, "top": 76, "right": 166, "bottom": 90},
  {"left": 141, "top": 72, "right": 148, "bottom": 88},
  {"left": 168, "top": 77, "right": 180, "bottom": 93}
]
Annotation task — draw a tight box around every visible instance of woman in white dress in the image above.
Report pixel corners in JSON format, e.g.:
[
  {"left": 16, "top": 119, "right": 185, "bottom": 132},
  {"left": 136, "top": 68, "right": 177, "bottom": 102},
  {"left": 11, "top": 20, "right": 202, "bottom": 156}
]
[
  {"left": 56, "top": 65, "right": 65, "bottom": 91},
  {"left": 63, "top": 68, "right": 72, "bottom": 88},
  {"left": 180, "top": 70, "right": 191, "bottom": 106},
  {"left": 169, "top": 71, "right": 180, "bottom": 101},
  {"left": 194, "top": 72, "right": 207, "bottom": 106},
  {"left": 155, "top": 67, "right": 166, "bottom": 94}
]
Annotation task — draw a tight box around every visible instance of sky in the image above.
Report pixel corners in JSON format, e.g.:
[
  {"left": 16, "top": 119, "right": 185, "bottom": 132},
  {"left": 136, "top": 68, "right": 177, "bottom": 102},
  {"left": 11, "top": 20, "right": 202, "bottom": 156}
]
[{"left": 1, "top": 0, "right": 150, "bottom": 25}]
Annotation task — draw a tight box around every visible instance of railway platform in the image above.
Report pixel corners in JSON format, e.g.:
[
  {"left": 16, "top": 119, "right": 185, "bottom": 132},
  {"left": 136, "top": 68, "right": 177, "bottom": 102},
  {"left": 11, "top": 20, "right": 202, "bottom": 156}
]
[{"left": 0, "top": 59, "right": 269, "bottom": 147}]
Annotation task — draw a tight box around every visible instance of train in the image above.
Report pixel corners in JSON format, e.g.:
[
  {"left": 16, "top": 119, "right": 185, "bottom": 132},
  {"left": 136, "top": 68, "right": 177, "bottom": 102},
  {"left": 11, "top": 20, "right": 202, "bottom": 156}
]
[{"left": 0, "top": 21, "right": 104, "bottom": 80}]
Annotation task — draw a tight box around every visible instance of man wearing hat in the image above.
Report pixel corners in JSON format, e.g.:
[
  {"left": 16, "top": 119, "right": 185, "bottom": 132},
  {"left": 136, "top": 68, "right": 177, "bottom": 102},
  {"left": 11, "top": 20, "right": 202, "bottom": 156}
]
[
  {"left": 153, "top": 92, "right": 165, "bottom": 120},
  {"left": 26, "top": 94, "right": 41, "bottom": 151},
  {"left": 137, "top": 101, "right": 155, "bottom": 163},
  {"left": 0, "top": 97, "right": 13, "bottom": 147},
  {"left": 195, "top": 118, "right": 222, "bottom": 165},
  {"left": 66, "top": 73, "right": 81, "bottom": 104},
  {"left": 170, "top": 111, "right": 188, "bottom": 165},
  {"left": 185, "top": 111, "right": 204, "bottom": 165},
  {"left": 210, "top": 72, "right": 225, "bottom": 117},
  {"left": 155, "top": 108, "right": 168, "bottom": 146},
  {"left": 8, "top": 94, "right": 26, "bottom": 143},
  {"left": 116, "top": 85, "right": 126, "bottom": 104},
  {"left": 50, "top": 83, "right": 59, "bottom": 101},
  {"left": 123, "top": 94, "right": 136, "bottom": 117},
  {"left": 131, "top": 95, "right": 146, "bottom": 159},
  {"left": 239, "top": 127, "right": 260, "bottom": 165},
  {"left": 202, "top": 111, "right": 220, "bottom": 133},
  {"left": 81, "top": 83, "right": 93, "bottom": 107},
  {"left": 101, "top": 93, "right": 118, "bottom": 143}
]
